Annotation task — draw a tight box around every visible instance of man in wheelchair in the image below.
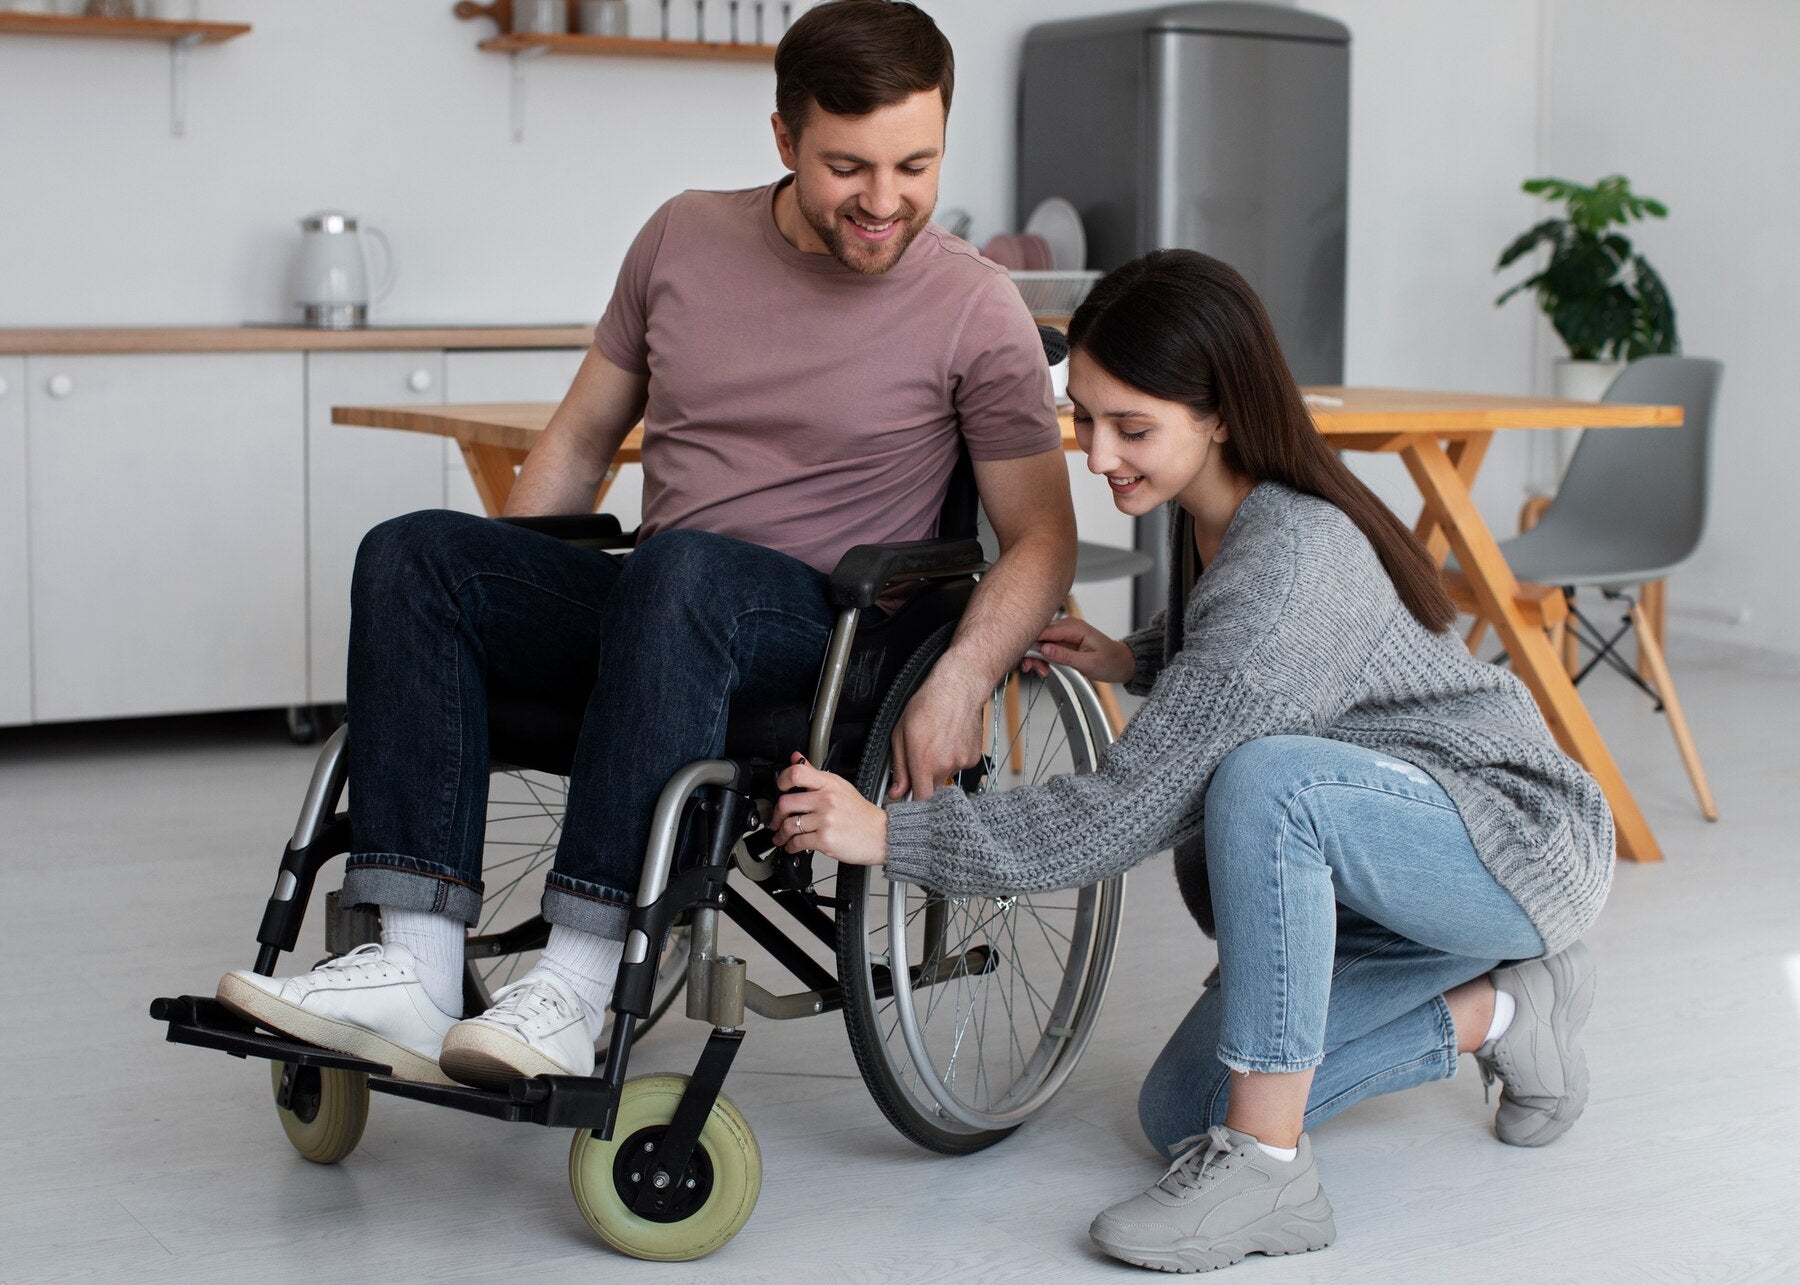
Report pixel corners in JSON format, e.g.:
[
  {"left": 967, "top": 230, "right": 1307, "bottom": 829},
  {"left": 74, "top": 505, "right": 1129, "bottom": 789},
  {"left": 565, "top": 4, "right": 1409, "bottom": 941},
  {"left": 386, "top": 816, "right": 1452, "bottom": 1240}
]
[{"left": 217, "top": 0, "right": 1076, "bottom": 1091}]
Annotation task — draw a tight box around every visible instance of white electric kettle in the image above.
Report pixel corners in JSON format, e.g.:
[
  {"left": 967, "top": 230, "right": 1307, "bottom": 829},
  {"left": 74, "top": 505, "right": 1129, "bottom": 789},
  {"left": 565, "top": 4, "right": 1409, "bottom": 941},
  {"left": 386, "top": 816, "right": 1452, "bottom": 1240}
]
[{"left": 294, "top": 210, "right": 395, "bottom": 329}]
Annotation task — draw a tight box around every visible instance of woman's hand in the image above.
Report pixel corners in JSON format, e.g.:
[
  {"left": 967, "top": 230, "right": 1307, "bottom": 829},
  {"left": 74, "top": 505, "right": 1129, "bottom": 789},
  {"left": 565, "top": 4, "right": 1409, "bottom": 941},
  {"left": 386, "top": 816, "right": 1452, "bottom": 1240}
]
[
  {"left": 772, "top": 754, "right": 889, "bottom": 866},
  {"left": 1022, "top": 617, "right": 1136, "bottom": 685}
]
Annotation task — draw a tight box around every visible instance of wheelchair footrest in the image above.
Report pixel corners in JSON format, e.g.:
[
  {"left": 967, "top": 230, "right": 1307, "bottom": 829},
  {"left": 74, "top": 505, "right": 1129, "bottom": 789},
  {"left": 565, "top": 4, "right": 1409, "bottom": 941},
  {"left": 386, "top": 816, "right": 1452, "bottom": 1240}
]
[
  {"left": 150, "top": 995, "right": 391, "bottom": 1075},
  {"left": 150, "top": 994, "right": 620, "bottom": 1132},
  {"left": 369, "top": 1074, "right": 616, "bottom": 1131}
]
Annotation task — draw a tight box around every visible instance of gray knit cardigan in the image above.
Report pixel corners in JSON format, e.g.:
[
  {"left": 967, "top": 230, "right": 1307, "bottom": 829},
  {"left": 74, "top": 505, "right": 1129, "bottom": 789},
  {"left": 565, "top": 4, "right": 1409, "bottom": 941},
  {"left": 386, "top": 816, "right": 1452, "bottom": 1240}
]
[{"left": 884, "top": 482, "right": 1614, "bottom": 956}]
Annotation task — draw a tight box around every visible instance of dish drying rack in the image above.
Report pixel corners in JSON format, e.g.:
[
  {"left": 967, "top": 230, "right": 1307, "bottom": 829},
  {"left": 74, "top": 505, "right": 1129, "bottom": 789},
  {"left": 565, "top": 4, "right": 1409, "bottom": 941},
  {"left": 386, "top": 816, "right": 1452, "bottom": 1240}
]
[{"left": 1008, "top": 270, "right": 1102, "bottom": 319}]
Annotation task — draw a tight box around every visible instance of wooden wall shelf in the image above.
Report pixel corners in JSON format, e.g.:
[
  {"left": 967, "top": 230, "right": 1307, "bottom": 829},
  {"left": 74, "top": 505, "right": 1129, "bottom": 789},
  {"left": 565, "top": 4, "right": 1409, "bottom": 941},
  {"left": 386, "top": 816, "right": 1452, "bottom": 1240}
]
[
  {"left": 0, "top": 11, "right": 250, "bottom": 136},
  {"left": 0, "top": 12, "right": 249, "bottom": 44},
  {"left": 479, "top": 32, "right": 774, "bottom": 62}
]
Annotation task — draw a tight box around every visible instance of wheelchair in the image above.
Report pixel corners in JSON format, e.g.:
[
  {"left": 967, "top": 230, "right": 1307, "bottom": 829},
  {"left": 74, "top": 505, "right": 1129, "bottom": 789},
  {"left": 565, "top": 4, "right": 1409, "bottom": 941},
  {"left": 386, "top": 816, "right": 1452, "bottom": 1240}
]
[{"left": 152, "top": 457, "right": 1126, "bottom": 1262}]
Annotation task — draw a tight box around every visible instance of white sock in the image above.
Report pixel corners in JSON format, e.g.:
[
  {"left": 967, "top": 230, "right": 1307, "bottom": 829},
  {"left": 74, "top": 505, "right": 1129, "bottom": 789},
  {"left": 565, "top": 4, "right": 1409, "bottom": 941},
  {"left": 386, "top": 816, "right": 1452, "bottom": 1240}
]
[
  {"left": 1256, "top": 1141, "right": 1299, "bottom": 1162},
  {"left": 1482, "top": 988, "right": 1517, "bottom": 1048},
  {"left": 379, "top": 905, "right": 465, "bottom": 1017},
  {"left": 526, "top": 925, "right": 625, "bottom": 1035}
]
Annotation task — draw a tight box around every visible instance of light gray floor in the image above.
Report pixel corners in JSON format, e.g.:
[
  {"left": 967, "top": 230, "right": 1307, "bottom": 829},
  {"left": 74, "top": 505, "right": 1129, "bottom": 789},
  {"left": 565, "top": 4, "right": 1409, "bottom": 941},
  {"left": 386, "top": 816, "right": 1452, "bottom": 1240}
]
[{"left": 2, "top": 655, "right": 1798, "bottom": 1284}]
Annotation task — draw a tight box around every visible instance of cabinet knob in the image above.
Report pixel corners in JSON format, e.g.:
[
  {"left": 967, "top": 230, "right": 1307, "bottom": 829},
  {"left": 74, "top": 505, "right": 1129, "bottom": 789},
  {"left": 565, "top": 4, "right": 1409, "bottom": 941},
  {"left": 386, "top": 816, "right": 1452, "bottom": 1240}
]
[
  {"left": 408, "top": 369, "right": 433, "bottom": 393},
  {"left": 47, "top": 374, "right": 74, "bottom": 399}
]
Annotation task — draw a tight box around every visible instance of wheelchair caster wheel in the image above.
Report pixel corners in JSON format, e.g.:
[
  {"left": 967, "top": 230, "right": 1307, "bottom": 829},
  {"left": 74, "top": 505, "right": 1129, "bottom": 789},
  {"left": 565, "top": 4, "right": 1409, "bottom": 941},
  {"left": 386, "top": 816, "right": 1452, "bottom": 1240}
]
[
  {"left": 271, "top": 1061, "right": 369, "bottom": 1165},
  {"left": 568, "top": 1073, "right": 761, "bottom": 1261}
]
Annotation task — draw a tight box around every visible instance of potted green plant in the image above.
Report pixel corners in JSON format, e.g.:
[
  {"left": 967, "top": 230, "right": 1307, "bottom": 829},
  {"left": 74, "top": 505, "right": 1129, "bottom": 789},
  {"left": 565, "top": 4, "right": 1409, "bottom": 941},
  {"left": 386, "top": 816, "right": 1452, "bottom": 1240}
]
[{"left": 1495, "top": 174, "right": 1679, "bottom": 401}]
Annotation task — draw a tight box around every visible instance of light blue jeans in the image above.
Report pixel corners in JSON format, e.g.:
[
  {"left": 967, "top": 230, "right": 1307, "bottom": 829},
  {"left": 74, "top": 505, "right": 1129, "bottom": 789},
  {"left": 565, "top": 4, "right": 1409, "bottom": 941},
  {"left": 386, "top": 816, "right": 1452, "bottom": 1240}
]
[{"left": 1138, "top": 736, "right": 1545, "bottom": 1156}]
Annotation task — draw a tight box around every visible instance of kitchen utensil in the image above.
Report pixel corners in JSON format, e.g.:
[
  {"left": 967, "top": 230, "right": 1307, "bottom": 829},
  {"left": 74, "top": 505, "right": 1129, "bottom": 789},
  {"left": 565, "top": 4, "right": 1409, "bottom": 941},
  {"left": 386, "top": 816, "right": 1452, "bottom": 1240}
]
[
  {"left": 294, "top": 210, "right": 395, "bottom": 330},
  {"left": 577, "top": 0, "right": 627, "bottom": 34},
  {"left": 694, "top": 0, "right": 704, "bottom": 41},
  {"left": 937, "top": 207, "right": 972, "bottom": 240},
  {"left": 753, "top": 0, "right": 763, "bottom": 42},
  {"left": 660, "top": 0, "right": 670, "bottom": 38},
  {"left": 145, "top": 0, "right": 196, "bottom": 18},
  {"left": 511, "top": 0, "right": 563, "bottom": 34},
  {"left": 1039, "top": 324, "right": 1071, "bottom": 403},
  {"left": 729, "top": 0, "right": 738, "bottom": 42},
  {"left": 1024, "top": 196, "right": 1087, "bottom": 272}
]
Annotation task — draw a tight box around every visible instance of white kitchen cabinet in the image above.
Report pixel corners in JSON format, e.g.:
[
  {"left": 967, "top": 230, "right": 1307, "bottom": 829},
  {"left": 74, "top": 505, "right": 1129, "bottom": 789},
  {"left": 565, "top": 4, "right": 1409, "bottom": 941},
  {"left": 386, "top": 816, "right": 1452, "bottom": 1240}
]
[
  {"left": 26, "top": 353, "right": 307, "bottom": 722},
  {"left": 441, "top": 348, "right": 601, "bottom": 517},
  {"left": 0, "top": 357, "right": 30, "bottom": 725},
  {"left": 305, "top": 351, "right": 446, "bottom": 704}
]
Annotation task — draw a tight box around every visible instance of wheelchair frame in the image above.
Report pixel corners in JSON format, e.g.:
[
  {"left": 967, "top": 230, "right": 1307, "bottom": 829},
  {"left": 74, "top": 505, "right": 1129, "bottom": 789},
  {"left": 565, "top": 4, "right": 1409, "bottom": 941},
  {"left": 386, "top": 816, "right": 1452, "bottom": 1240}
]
[{"left": 152, "top": 506, "right": 1125, "bottom": 1250}]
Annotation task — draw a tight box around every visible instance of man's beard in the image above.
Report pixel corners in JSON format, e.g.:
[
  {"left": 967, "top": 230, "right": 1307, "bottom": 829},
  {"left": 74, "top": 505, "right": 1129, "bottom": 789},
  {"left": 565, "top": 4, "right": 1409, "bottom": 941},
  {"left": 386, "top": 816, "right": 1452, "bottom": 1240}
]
[{"left": 797, "top": 187, "right": 934, "bottom": 276}]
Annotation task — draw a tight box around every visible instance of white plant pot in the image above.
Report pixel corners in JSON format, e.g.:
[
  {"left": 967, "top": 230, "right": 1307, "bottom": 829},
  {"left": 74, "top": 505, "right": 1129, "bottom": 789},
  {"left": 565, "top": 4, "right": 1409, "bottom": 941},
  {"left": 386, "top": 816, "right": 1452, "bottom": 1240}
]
[{"left": 1552, "top": 358, "right": 1625, "bottom": 403}]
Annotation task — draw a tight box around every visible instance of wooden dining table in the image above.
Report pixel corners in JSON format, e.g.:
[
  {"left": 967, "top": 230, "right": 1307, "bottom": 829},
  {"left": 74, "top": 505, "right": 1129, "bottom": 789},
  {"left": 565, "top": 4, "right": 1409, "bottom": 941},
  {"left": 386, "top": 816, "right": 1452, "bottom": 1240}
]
[{"left": 333, "top": 387, "right": 1683, "bottom": 864}]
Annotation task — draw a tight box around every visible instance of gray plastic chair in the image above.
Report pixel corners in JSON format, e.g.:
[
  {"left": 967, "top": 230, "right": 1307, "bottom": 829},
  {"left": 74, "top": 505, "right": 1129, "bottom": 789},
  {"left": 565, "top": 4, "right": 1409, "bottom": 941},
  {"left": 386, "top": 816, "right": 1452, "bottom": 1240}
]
[{"left": 1468, "top": 354, "right": 1724, "bottom": 819}]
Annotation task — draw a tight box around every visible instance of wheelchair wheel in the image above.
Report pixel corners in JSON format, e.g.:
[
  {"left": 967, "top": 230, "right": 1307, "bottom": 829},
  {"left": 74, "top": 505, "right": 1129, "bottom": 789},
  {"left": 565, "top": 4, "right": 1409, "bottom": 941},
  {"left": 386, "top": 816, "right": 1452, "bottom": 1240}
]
[
  {"left": 837, "top": 625, "right": 1126, "bottom": 1154},
  {"left": 467, "top": 769, "right": 689, "bottom": 1036},
  {"left": 270, "top": 1061, "right": 369, "bottom": 1165},
  {"left": 568, "top": 1073, "right": 762, "bottom": 1262}
]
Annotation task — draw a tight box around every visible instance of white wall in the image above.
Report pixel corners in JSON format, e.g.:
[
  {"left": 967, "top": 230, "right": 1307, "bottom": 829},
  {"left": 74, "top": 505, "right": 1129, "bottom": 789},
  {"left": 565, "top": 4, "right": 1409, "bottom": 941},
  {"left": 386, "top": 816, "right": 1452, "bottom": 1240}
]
[
  {"left": 1544, "top": 0, "right": 1799, "bottom": 658},
  {"left": 0, "top": 0, "right": 781, "bottom": 326},
  {"left": 3, "top": 0, "right": 1793, "bottom": 655}
]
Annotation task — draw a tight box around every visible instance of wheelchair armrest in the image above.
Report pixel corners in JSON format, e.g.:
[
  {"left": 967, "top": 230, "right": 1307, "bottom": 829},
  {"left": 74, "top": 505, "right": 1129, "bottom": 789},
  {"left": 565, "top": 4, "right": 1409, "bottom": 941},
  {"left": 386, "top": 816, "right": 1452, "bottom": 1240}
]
[
  {"left": 828, "top": 537, "right": 988, "bottom": 609},
  {"left": 497, "top": 514, "right": 634, "bottom": 550}
]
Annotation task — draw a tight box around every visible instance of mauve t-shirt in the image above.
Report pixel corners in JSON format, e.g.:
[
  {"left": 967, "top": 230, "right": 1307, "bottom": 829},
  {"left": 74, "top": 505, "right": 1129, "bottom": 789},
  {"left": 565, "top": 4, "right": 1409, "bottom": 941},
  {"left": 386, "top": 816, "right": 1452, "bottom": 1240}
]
[{"left": 593, "top": 180, "right": 1059, "bottom": 575}]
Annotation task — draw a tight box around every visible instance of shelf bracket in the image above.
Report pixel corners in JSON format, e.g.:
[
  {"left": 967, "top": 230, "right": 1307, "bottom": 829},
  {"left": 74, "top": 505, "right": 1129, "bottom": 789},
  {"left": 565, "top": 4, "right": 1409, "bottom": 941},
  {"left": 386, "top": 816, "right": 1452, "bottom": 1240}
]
[
  {"left": 168, "top": 33, "right": 202, "bottom": 138},
  {"left": 508, "top": 45, "right": 549, "bottom": 143}
]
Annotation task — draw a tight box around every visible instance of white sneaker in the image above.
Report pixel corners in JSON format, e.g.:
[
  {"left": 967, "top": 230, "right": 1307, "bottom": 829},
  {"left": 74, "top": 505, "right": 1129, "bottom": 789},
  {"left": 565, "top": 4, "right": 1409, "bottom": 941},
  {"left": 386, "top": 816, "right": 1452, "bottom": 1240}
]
[
  {"left": 438, "top": 973, "right": 596, "bottom": 1089},
  {"left": 216, "top": 942, "right": 459, "bottom": 1085}
]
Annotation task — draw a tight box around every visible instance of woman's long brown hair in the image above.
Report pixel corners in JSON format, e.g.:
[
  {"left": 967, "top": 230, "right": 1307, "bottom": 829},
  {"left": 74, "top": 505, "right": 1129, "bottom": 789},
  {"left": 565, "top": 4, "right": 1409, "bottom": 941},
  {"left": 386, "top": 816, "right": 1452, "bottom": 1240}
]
[{"left": 1067, "top": 249, "right": 1456, "bottom": 633}]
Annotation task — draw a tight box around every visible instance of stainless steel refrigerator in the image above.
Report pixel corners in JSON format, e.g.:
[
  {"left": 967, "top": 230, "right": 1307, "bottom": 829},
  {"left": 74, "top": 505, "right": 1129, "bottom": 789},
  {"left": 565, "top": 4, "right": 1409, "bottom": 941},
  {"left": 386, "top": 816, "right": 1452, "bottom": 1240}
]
[{"left": 1019, "top": 3, "right": 1351, "bottom": 624}]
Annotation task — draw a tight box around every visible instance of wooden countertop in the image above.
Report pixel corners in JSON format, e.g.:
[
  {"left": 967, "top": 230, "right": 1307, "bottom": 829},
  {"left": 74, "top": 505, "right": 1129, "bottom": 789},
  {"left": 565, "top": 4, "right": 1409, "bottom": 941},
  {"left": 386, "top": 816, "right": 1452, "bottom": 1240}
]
[{"left": 0, "top": 325, "right": 594, "bottom": 355}]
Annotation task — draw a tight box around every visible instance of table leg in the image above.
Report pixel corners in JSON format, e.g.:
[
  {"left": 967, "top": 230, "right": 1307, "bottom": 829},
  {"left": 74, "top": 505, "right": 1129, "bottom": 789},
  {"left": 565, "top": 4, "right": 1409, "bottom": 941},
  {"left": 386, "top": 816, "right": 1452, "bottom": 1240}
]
[
  {"left": 458, "top": 442, "right": 525, "bottom": 516},
  {"left": 1402, "top": 438, "right": 1662, "bottom": 863},
  {"left": 1413, "top": 434, "right": 1491, "bottom": 564}
]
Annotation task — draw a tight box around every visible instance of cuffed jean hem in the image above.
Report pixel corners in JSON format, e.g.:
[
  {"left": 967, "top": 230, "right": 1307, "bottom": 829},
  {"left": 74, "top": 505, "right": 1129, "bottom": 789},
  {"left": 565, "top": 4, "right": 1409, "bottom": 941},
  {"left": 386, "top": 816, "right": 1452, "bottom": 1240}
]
[
  {"left": 1429, "top": 993, "right": 1461, "bottom": 1080},
  {"left": 1215, "top": 1048, "right": 1328, "bottom": 1076},
  {"left": 343, "top": 857, "right": 483, "bottom": 927},
  {"left": 542, "top": 875, "right": 633, "bottom": 942}
]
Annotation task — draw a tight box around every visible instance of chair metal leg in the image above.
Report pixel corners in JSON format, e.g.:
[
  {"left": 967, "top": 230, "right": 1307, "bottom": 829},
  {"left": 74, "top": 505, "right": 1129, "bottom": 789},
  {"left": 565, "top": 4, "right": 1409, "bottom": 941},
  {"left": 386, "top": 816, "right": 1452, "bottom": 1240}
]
[{"left": 1629, "top": 601, "right": 1718, "bottom": 821}]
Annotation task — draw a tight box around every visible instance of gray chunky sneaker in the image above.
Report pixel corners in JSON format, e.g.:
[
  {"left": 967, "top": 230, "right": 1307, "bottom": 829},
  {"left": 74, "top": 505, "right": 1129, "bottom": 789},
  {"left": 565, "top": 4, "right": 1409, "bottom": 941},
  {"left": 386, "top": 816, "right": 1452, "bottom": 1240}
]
[
  {"left": 1475, "top": 941, "right": 1596, "bottom": 1147},
  {"left": 1089, "top": 1126, "right": 1335, "bottom": 1273}
]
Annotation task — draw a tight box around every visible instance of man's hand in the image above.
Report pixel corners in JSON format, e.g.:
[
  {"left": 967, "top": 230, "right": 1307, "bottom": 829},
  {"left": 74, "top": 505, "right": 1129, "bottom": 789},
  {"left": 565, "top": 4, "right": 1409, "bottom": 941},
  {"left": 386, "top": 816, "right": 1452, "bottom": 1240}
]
[
  {"left": 773, "top": 754, "right": 888, "bottom": 865},
  {"left": 887, "top": 657, "right": 989, "bottom": 801}
]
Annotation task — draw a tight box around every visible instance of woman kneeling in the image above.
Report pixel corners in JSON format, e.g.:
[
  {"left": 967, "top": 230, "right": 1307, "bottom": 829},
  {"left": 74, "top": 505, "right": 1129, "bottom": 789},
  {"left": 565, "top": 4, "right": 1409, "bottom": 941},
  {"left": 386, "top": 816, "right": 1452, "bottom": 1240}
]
[{"left": 776, "top": 249, "right": 1609, "bottom": 1274}]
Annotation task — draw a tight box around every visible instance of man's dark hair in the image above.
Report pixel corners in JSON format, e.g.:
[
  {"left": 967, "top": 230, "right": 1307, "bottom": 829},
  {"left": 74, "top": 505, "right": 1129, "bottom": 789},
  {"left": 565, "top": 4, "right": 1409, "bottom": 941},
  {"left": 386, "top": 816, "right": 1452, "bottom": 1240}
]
[{"left": 775, "top": 0, "right": 954, "bottom": 139}]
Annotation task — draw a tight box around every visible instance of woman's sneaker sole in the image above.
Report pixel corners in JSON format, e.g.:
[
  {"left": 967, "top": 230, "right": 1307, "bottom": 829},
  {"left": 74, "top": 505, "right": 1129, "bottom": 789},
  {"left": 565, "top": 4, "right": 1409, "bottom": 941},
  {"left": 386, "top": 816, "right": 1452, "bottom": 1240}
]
[{"left": 216, "top": 971, "right": 455, "bottom": 1086}]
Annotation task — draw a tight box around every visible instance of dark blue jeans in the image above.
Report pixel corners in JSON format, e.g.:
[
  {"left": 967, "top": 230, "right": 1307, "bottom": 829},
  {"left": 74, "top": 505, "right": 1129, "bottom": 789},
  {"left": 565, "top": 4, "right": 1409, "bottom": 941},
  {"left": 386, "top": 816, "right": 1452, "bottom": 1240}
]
[{"left": 339, "top": 511, "right": 843, "bottom": 941}]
